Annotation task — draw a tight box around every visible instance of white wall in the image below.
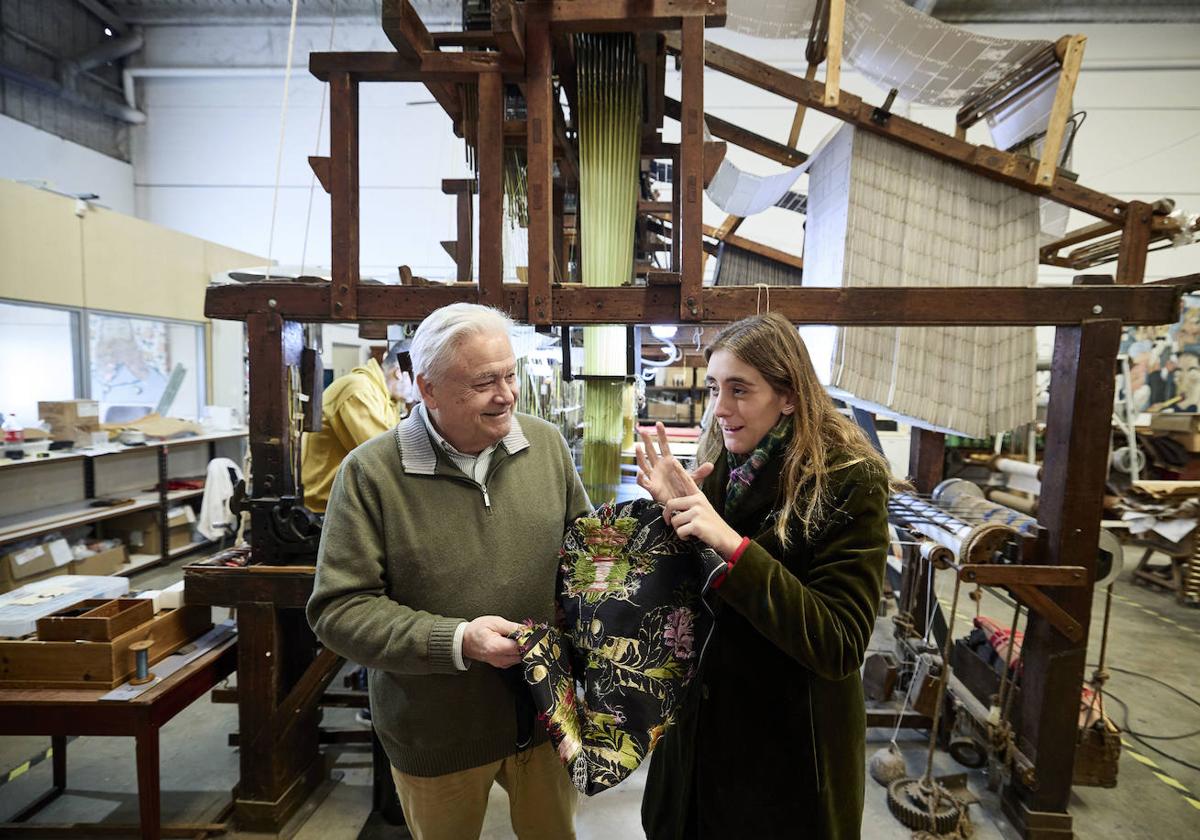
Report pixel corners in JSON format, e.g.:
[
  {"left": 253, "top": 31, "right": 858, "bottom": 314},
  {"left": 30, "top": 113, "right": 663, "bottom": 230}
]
[
  {"left": 131, "top": 21, "right": 469, "bottom": 281},
  {"left": 0, "top": 114, "right": 135, "bottom": 215}
]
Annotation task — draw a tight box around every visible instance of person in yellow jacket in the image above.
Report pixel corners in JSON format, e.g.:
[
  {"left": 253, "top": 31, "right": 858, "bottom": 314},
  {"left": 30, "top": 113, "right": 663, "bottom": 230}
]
[{"left": 302, "top": 346, "right": 408, "bottom": 513}]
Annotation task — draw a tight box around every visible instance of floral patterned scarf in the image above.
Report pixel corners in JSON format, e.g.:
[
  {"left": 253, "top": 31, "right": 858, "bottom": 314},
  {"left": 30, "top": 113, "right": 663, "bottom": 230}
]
[{"left": 725, "top": 415, "right": 793, "bottom": 518}]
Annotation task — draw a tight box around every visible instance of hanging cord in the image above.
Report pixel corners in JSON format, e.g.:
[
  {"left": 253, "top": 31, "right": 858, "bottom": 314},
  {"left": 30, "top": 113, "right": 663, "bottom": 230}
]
[
  {"left": 1084, "top": 580, "right": 1116, "bottom": 725},
  {"left": 888, "top": 554, "right": 940, "bottom": 750},
  {"left": 755, "top": 282, "right": 771, "bottom": 313},
  {"left": 920, "top": 574, "right": 964, "bottom": 833},
  {"left": 300, "top": 0, "right": 339, "bottom": 277},
  {"left": 264, "top": 0, "right": 303, "bottom": 282}
]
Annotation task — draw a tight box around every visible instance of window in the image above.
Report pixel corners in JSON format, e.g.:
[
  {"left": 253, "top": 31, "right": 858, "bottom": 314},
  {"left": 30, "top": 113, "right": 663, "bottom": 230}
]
[
  {"left": 0, "top": 301, "right": 81, "bottom": 427},
  {"left": 87, "top": 312, "right": 206, "bottom": 424}
]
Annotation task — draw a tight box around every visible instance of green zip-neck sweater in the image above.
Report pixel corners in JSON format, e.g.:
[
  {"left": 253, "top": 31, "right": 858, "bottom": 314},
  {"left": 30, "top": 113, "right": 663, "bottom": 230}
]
[{"left": 307, "top": 410, "right": 590, "bottom": 776}]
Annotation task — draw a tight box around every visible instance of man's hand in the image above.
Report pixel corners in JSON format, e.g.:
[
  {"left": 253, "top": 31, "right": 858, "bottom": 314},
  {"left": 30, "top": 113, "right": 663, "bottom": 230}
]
[
  {"left": 635, "top": 421, "right": 715, "bottom": 504},
  {"left": 462, "top": 615, "right": 523, "bottom": 668}
]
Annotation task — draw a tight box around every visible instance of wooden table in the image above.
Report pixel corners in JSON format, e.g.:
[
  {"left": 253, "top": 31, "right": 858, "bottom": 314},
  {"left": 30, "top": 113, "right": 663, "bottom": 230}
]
[{"left": 0, "top": 636, "right": 237, "bottom": 839}]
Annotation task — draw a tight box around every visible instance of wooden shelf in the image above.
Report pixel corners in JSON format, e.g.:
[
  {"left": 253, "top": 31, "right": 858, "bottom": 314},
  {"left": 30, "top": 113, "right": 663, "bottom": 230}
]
[
  {"left": 0, "top": 430, "right": 247, "bottom": 473},
  {"left": 166, "top": 488, "right": 206, "bottom": 502},
  {"left": 0, "top": 496, "right": 160, "bottom": 544}
]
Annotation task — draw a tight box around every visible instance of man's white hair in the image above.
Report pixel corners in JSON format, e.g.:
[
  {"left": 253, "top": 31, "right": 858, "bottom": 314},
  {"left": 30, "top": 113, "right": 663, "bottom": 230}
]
[{"left": 409, "top": 303, "right": 514, "bottom": 382}]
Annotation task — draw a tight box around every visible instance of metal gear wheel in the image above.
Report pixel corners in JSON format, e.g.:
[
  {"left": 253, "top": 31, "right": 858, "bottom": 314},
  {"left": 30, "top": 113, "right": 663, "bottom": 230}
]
[{"left": 886, "top": 777, "right": 967, "bottom": 835}]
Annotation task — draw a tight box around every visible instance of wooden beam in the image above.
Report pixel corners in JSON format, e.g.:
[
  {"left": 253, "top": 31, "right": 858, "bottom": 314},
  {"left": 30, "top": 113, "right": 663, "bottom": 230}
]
[
  {"left": 679, "top": 17, "right": 704, "bottom": 322},
  {"left": 663, "top": 96, "right": 808, "bottom": 168},
  {"left": 491, "top": 0, "right": 525, "bottom": 63},
  {"left": 381, "top": 0, "right": 463, "bottom": 127},
  {"left": 787, "top": 63, "right": 820, "bottom": 147},
  {"left": 1115, "top": 200, "right": 1153, "bottom": 284},
  {"left": 1035, "top": 34, "right": 1086, "bottom": 188},
  {"left": 328, "top": 72, "right": 359, "bottom": 319},
  {"left": 207, "top": 282, "right": 1188, "bottom": 327},
  {"left": 478, "top": 70, "right": 505, "bottom": 307},
  {"left": 823, "top": 0, "right": 844, "bottom": 107},
  {"left": 663, "top": 34, "right": 1126, "bottom": 223},
  {"left": 430, "top": 30, "right": 498, "bottom": 48},
  {"left": 524, "top": 0, "right": 727, "bottom": 32},
  {"left": 527, "top": 19, "right": 554, "bottom": 325},
  {"left": 310, "top": 50, "right": 518, "bottom": 84},
  {"left": 907, "top": 428, "right": 945, "bottom": 495},
  {"left": 307, "top": 156, "right": 331, "bottom": 194},
  {"left": 1005, "top": 319, "right": 1121, "bottom": 833}
]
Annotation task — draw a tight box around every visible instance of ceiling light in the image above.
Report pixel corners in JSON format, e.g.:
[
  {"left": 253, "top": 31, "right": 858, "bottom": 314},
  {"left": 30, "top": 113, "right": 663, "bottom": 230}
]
[{"left": 649, "top": 325, "right": 677, "bottom": 340}]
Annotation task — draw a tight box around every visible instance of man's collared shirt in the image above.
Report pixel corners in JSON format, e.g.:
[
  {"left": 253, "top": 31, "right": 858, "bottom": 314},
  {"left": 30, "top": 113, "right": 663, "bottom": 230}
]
[{"left": 416, "top": 402, "right": 502, "bottom": 672}]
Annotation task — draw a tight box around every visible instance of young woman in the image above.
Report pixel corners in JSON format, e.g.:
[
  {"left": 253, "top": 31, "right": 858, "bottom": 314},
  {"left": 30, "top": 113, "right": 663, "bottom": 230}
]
[{"left": 636, "top": 312, "right": 891, "bottom": 840}]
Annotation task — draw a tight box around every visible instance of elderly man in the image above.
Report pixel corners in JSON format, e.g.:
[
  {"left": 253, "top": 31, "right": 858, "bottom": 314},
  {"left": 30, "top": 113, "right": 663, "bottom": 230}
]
[{"left": 307, "top": 303, "right": 589, "bottom": 840}]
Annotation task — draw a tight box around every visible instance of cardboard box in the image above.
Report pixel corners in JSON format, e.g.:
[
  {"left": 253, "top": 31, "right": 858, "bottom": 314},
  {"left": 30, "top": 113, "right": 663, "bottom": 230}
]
[
  {"left": 646, "top": 401, "right": 676, "bottom": 421},
  {"left": 106, "top": 508, "right": 195, "bottom": 554},
  {"left": 0, "top": 538, "right": 73, "bottom": 594},
  {"left": 1151, "top": 413, "right": 1200, "bottom": 450},
  {"left": 70, "top": 544, "right": 129, "bottom": 576},
  {"left": 37, "top": 400, "right": 100, "bottom": 442},
  {"left": 675, "top": 402, "right": 694, "bottom": 423}
]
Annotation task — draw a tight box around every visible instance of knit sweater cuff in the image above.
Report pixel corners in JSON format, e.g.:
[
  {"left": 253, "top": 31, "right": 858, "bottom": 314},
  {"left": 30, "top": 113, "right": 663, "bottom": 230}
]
[{"left": 428, "top": 618, "right": 464, "bottom": 673}]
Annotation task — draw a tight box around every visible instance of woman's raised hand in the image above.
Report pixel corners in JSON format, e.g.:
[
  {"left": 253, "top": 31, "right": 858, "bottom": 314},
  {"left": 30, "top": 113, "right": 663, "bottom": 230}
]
[{"left": 635, "top": 422, "right": 714, "bottom": 504}]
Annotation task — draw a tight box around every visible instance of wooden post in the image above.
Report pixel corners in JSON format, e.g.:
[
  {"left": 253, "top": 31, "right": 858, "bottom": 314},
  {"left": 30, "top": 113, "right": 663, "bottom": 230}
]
[
  {"left": 329, "top": 72, "right": 359, "bottom": 319},
  {"left": 1035, "top": 35, "right": 1086, "bottom": 189},
  {"left": 526, "top": 20, "right": 554, "bottom": 324},
  {"left": 478, "top": 70, "right": 504, "bottom": 308},
  {"left": 553, "top": 182, "right": 565, "bottom": 283},
  {"left": 1115, "top": 200, "right": 1153, "bottom": 284},
  {"left": 823, "top": 0, "right": 844, "bottom": 108},
  {"left": 679, "top": 17, "right": 704, "bottom": 321},
  {"left": 246, "top": 312, "right": 289, "bottom": 565},
  {"left": 787, "top": 63, "right": 820, "bottom": 146},
  {"left": 907, "top": 427, "right": 945, "bottom": 495},
  {"left": 1003, "top": 319, "right": 1121, "bottom": 839}
]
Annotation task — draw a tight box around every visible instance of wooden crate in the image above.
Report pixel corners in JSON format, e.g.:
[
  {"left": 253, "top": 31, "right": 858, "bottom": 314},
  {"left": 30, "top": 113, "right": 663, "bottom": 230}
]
[
  {"left": 0, "top": 605, "right": 213, "bottom": 689},
  {"left": 1073, "top": 719, "right": 1121, "bottom": 788},
  {"left": 36, "top": 598, "right": 154, "bottom": 642}
]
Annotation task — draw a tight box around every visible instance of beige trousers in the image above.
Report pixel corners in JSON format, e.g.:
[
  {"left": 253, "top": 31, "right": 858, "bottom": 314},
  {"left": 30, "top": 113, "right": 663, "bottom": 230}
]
[{"left": 390, "top": 741, "right": 578, "bottom": 840}]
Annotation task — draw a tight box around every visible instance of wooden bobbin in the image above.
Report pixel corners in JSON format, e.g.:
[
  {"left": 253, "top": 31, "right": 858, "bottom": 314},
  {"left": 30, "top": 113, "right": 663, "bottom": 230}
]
[{"left": 129, "top": 639, "right": 156, "bottom": 685}]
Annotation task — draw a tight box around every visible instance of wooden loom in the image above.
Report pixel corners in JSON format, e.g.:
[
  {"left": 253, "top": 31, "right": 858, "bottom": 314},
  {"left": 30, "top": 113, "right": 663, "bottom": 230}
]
[{"left": 189, "top": 1, "right": 1200, "bottom": 836}]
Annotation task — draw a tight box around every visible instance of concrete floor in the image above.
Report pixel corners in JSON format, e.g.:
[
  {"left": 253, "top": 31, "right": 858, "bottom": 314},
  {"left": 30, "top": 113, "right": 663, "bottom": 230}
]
[{"left": 1, "top": 546, "right": 1198, "bottom": 839}]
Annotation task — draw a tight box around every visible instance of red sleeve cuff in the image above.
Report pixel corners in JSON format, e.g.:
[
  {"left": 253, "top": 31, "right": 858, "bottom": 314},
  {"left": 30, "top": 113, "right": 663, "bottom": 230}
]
[{"left": 710, "top": 537, "right": 750, "bottom": 590}]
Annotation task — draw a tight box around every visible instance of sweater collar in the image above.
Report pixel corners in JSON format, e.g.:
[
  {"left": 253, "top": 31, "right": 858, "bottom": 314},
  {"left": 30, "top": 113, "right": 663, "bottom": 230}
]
[{"left": 396, "top": 402, "right": 529, "bottom": 475}]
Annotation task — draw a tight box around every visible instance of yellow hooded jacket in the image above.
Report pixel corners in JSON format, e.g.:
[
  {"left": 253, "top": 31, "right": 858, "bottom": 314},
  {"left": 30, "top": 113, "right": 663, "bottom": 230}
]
[{"left": 301, "top": 358, "right": 401, "bottom": 513}]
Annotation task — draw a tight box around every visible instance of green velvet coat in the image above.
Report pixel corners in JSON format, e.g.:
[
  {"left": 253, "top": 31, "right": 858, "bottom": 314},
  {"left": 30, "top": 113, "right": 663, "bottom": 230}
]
[{"left": 641, "top": 451, "right": 889, "bottom": 840}]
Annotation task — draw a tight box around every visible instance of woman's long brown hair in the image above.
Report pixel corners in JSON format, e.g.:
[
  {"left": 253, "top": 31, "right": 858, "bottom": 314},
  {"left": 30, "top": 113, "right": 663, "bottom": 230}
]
[{"left": 696, "top": 312, "right": 891, "bottom": 547}]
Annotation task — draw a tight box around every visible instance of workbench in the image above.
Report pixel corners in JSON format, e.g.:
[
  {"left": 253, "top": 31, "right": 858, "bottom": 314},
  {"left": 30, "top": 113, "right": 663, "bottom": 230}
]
[{"left": 0, "top": 634, "right": 237, "bottom": 840}]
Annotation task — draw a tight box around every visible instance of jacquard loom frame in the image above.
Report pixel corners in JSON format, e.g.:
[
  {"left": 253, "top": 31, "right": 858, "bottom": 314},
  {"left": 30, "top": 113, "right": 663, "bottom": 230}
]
[{"left": 193, "top": 1, "right": 1200, "bottom": 836}]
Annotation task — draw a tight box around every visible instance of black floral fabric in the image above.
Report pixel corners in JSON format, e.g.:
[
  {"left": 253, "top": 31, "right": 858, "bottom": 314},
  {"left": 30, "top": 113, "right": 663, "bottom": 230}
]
[{"left": 511, "top": 499, "right": 722, "bottom": 795}]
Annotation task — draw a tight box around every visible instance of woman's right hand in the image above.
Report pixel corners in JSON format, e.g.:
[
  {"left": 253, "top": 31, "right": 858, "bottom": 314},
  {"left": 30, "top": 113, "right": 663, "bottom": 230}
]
[{"left": 635, "top": 421, "right": 714, "bottom": 505}]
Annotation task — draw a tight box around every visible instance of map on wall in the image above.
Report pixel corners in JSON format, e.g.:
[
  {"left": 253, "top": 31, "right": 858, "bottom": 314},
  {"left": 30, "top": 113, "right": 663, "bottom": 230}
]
[
  {"left": 1119, "top": 295, "right": 1200, "bottom": 414},
  {"left": 89, "top": 313, "right": 170, "bottom": 423}
]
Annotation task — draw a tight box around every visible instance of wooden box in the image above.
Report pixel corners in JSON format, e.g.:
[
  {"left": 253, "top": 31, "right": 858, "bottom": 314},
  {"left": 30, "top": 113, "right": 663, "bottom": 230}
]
[
  {"left": 0, "top": 604, "right": 213, "bottom": 689},
  {"left": 1073, "top": 719, "right": 1121, "bottom": 788},
  {"left": 36, "top": 597, "right": 154, "bottom": 642}
]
